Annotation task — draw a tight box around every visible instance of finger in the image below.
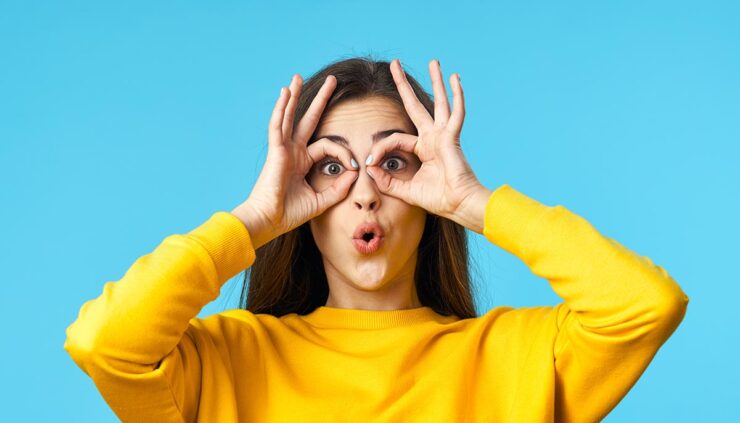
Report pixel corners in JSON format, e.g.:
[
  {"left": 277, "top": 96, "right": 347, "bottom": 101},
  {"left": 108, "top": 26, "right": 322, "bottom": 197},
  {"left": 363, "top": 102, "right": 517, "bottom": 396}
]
[
  {"left": 306, "top": 137, "right": 357, "bottom": 171},
  {"left": 294, "top": 75, "right": 337, "bottom": 145},
  {"left": 366, "top": 165, "right": 413, "bottom": 203},
  {"left": 364, "top": 132, "right": 418, "bottom": 167},
  {"left": 390, "top": 59, "right": 434, "bottom": 129},
  {"left": 282, "top": 74, "right": 303, "bottom": 140},
  {"left": 429, "top": 59, "right": 450, "bottom": 126},
  {"left": 315, "top": 169, "right": 359, "bottom": 212},
  {"left": 446, "top": 73, "right": 465, "bottom": 139},
  {"left": 269, "top": 86, "right": 291, "bottom": 148}
]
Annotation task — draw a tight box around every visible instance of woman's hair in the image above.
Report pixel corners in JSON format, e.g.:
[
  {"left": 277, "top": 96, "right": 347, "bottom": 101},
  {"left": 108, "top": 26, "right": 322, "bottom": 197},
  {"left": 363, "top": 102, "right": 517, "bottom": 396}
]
[{"left": 237, "top": 55, "right": 481, "bottom": 319}]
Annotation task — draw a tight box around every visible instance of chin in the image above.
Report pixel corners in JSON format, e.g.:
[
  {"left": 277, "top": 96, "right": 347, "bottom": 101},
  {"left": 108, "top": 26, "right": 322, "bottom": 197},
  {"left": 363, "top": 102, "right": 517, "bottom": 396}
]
[{"left": 347, "top": 266, "right": 390, "bottom": 290}]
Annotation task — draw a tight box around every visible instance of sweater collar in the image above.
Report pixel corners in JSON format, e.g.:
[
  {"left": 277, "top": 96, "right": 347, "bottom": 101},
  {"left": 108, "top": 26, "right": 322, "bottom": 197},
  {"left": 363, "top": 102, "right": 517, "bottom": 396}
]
[{"left": 301, "top": 305, "right": 444, "bottom": 329}]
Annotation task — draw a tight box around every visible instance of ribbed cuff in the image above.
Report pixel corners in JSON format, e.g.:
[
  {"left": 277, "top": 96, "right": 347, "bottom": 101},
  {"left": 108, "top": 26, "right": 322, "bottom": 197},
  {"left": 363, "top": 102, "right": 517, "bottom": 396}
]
[
  {"left": 186, "top": 211, "right": 257, "bottom": 282},
  {"left": 482, "top": 184, "right": 552, "bottom": 258}
]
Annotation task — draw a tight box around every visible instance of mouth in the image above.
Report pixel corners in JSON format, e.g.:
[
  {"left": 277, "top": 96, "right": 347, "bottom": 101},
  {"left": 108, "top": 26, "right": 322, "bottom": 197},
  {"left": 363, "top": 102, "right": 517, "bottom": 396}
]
[
  {"left": 352, "top": 235, "right": 384, "bottom": 254},
  {"left": 352, "top": 222, "right": 385, "bottom": 255}
]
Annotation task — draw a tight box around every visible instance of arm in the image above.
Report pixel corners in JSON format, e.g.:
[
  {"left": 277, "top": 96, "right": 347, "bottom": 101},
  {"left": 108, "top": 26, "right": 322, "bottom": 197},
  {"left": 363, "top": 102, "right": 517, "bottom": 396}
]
[
  {"left": 461, "top": 183, "right": 689, "bottom": 422},
  {"left": 63, "top": 211, "right": 257, "bottom": 421}
]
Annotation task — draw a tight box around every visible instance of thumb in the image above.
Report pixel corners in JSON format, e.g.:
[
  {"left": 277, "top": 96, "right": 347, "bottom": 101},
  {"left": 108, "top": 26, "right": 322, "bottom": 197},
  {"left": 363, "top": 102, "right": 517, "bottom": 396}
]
[
  {"left": 366, "top": 167, "right": 411, "bottom": 201},
  {"left": 315, "top": 170, "right": 359, "bottom": 212}
]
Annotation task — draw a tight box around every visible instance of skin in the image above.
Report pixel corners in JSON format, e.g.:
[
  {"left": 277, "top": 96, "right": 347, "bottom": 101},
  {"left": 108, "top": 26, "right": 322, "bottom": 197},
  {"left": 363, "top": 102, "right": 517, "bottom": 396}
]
[
  {"left": 306, "top": 96, "right": 426, "bottom": 310},
  {"left": 231, "top": 58, "right": 493, "bottom": 312}
]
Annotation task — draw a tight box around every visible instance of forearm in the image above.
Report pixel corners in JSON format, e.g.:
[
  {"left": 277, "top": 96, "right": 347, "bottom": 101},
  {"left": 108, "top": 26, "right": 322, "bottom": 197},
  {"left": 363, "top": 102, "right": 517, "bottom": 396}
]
[
  {"left": 64, "top": 211, "right": 256, "bottom": 369},
  {"left": 481, "top": 184, "right": 688, "bottom": 322}
]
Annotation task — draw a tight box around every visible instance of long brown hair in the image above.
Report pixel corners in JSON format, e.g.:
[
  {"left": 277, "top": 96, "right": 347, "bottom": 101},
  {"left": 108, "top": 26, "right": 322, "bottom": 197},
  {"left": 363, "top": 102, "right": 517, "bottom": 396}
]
[{"left": 237, "top": 55, "right": 481, "bottom": 319}]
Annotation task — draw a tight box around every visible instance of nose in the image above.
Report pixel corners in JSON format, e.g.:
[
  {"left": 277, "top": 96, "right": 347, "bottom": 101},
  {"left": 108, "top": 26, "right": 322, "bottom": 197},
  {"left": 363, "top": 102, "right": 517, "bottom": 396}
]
[{"left": 351, "top": 165, "right": 380, "bottom": 211}]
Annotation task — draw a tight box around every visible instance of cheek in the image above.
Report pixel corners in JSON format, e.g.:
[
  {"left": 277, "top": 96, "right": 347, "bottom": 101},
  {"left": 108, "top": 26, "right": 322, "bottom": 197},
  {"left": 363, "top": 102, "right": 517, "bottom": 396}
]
[
  {"left": 306, "top": 170, "right": 337, "bottom": 192},
  {"left": 389, "top": 207, "right": 427, "bottom": 247},
  {"left": 309, "top": 214, "right": 343, "bottom": 252},
  {"left": 408, "top": 213, "right": 427, "bottom": 245}
]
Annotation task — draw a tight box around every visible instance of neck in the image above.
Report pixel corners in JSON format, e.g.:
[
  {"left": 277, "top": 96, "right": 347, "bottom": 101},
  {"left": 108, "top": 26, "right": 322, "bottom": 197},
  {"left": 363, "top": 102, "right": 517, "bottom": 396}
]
[
  {"left": 324, "top": 292, "right": 422, "bottom": 311},
  {"left": 323, "top": 252, "right": 421, "bottom": 311}
]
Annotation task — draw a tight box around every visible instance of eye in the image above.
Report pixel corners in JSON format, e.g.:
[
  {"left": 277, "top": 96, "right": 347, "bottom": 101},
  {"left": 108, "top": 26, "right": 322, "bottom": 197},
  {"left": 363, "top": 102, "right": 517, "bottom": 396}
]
[
  {"left": 380, "top": 155, "right": 408, "bottom": 172},
  {"left": 317, "top": 157, "right": 345, "bottom": 176}
]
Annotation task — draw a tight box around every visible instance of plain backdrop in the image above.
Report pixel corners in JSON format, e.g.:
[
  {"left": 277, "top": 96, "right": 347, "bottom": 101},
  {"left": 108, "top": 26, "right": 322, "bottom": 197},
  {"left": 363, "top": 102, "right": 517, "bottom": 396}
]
[{"left": 1, "top": 0, "right": 737, "bottom": 421}]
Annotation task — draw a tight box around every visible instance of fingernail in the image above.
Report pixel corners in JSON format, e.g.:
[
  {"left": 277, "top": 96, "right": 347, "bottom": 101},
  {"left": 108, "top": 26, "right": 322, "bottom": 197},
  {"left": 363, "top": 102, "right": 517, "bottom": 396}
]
[
  {"left": 351, "top": 158, "right": 358, "bottom": 169},
  {"left": 458, "top": 74, "right": 462, "bottom": 87},
  {"left": 366, "top": 169, "right": 374, "bottom": 179},
  {"left": 365, "top": 154, "right": 373, "bottom": 165}
]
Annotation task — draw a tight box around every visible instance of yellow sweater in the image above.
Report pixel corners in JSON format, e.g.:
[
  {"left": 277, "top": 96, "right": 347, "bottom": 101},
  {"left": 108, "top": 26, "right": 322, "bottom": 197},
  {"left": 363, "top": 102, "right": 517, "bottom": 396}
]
[{"left": 64, "top": 184, "right": 689, "bottom": 422}]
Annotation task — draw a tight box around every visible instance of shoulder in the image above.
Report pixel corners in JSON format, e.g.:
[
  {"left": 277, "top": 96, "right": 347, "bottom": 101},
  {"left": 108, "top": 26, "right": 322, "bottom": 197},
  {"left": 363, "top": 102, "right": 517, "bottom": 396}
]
[
  {"left": 473, "top": 303, "right": 564, "bottom": 341},
  {"left": 183, "top": 308, "right": 289, "bottom": 344}
]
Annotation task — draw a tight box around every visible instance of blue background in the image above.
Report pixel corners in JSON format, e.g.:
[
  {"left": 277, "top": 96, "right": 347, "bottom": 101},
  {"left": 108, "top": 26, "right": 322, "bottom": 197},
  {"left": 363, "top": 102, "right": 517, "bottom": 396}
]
[{"left": 2, "top": 0, "right": 737, "bottom": 420}]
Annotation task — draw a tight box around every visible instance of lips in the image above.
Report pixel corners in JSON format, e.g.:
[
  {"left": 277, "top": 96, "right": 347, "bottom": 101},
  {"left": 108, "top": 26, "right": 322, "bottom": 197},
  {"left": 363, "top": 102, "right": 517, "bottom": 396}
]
[
  {"left": 352, "top": 222, "right": 385, "bottom": 241},
  {"left": 352, "top": 222, "right": 385, "bottom": 255}
]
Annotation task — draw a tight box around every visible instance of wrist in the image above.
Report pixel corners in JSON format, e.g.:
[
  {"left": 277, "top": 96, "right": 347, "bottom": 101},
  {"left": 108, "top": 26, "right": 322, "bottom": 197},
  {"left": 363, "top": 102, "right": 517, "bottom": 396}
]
[
  {"left": 451, "top": 185, "right": 493, "bottom": 234},
  {"left": 230, "top": 202, "right": 275, "bottom": 250}
]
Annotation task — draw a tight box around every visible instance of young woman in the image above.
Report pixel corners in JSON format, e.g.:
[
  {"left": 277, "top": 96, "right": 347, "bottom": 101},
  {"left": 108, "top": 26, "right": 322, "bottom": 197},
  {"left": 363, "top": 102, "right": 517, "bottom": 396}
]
[{"left": 64, "top": 57, "right": 689, "bottom": 422}]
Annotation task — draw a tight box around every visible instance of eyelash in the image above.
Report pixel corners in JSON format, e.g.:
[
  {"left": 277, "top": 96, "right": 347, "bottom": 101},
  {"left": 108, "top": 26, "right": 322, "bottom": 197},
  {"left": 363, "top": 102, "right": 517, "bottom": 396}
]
[{"left": 318, "top": 154, "right": 407, "bottom": 175}]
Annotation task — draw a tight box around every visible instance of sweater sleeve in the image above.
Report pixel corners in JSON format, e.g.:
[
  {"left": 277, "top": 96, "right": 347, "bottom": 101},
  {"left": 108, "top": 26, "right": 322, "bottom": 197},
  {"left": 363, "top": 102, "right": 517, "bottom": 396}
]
[
  {"left": 482, "top": 184, "right": 689, "bottom": 423},
  {"left": 63, "top": 211, "right": 257, "bottom": 422}
]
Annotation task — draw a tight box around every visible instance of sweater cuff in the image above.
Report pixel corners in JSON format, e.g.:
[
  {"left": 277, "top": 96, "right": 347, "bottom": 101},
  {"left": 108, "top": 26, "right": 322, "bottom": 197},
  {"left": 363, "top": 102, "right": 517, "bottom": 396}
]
[
  {"left": 186, "top": 211, "right": 257, "bottom": 282},
  {"left": 482, "top": 184, "right": 552, "bottom": 258}
]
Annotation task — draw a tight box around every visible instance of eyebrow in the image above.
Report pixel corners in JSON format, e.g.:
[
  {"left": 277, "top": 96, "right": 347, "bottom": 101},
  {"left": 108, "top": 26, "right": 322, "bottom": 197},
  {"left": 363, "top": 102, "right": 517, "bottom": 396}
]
[{"left": 312, "top": 128, "right": 409, "bottom": 147}]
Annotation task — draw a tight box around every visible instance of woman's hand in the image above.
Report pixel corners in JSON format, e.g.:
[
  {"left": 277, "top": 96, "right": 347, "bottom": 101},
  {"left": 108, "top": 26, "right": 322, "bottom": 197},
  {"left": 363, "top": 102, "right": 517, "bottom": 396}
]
[
  {"left": 365, "top": 59, "right": 490, "bottom": 230},
  {"left": 232, "top": 74, "right": 359, "bottom": 249}
]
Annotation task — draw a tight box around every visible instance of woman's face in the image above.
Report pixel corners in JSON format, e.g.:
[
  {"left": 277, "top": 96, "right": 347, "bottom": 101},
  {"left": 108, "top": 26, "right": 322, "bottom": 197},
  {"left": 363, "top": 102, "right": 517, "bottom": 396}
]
[{"left": 307, "top": 96, "right": 427, "bottom": 308}]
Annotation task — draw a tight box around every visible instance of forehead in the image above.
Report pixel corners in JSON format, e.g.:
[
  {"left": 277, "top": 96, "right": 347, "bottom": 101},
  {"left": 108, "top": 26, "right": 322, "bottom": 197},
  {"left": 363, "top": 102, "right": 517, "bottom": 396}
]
[{"left": 314, "top": 96, "right": 414, "bottom": 145}]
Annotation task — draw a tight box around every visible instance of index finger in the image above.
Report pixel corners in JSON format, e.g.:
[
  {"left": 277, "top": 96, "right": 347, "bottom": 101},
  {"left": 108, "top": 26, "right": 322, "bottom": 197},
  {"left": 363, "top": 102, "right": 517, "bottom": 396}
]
[{"left": 365, "top": 132, "right": 419, "bottom": 167}]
